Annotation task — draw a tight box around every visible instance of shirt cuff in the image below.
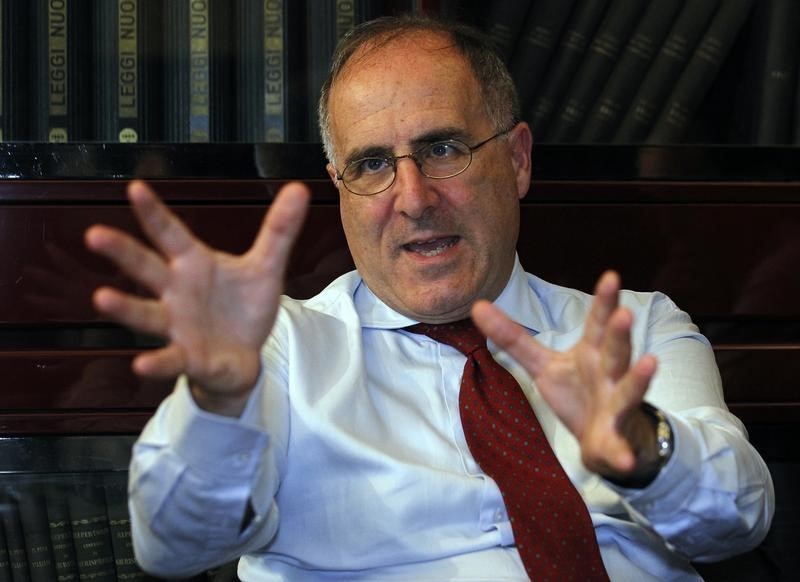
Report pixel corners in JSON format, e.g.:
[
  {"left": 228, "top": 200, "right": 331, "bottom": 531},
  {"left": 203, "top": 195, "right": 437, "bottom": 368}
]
[
  {"left": 607, "top": 410, "right": 703, "bottom": 514},
  {"left": 165, "top": 375, "right": 270, "bottom": 481}
]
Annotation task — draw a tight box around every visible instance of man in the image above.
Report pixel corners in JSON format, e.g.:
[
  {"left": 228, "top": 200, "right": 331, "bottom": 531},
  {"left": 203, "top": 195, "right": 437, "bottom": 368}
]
[{"left": 86, "top": 15, "right": 773, "bottom": 581}]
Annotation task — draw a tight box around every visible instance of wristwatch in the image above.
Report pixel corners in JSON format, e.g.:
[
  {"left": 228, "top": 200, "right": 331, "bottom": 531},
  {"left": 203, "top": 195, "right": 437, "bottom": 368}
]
[
  {"left": 606, "top": 402, "right": 673, "bottom": 489},
  {"left": 641, "top": 401, "right": 673, "bottom": 465}
]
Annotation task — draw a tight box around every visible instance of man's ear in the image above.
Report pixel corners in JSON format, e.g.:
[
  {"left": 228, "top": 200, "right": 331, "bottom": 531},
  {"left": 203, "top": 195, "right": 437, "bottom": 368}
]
[
  {"left": 326, "top": 163, "right": 338, "bottom": 186},
  {"left": 508, "top": 122, "right": 533, "bottom": 200}
]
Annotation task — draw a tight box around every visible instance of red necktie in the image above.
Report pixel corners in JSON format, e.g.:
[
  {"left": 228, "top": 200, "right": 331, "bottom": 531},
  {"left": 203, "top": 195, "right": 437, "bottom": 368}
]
[{"left": 407, "top": 319, "right": 609, "bottom": 581}]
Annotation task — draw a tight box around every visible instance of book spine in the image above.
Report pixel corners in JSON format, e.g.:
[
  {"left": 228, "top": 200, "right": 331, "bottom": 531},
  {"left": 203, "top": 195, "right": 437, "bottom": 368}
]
[
  {"left": 1, "top": 0, "right": 7, "bottom": 142},
  {"left": 577, "top": 0, "right": 685, "bottom": 143},
  {"left": 44, "top": 485, "right": 79, "bottom": 582},
  {"left": 0, "top": 0, "right": 31, "bottom": 141},
  {"left": 33, "top": 0, "right": 91, "bottom": 142},
  {"left": 612, "top": 0, "right": 720, "bottom": 143},
  {"left": 68, "top": 482, "right": 116, "bottom": 581},
  {"left": 545, "top": 0, "right": 649, "bottom": 143},
  {"left": 165, "top": 0, "right": 232, "bottom": 142},
  {"left": 509, "top": 0, "right": 577, "bottom": 119},
  {"left": 305, "top": 0, "right": 360, "bottom": 142},
  {"left": 754, "top": 0, "right": 800, "bottom": 144},
  {"left": 526, "top": 0, "right": 609, "bottom": 139},
  {"left": 0, "top": 516, "right": 11, "bottom": 582},
  {"left": 263, "top": 0, "right": 286, "bottom": 142},
  {"left": 16, "top": 487, "right": 56, "bottom": 582},
  {"left": 482, "top": 0, "right": 533, "bottom": 63},
  {"left": 189, "top": 0, "right": 210, "bottom": 142},
  {"left": 796, "top": 58, "right": 800, "bottom": 144},
  {"left": 236, "top": 0, "right": 289, "bottom": 142},
  {"left": 646, "top": 0, "right": 755, "bottom": 144},
  {"left": 93, "top": 0, "right": 163, "bottom": 142},
  {"left": 104, "top": 477, "right": 146, "bottom": 580},
  {"left": 1, "top": 493, "right": 30, "bottom": 582}
]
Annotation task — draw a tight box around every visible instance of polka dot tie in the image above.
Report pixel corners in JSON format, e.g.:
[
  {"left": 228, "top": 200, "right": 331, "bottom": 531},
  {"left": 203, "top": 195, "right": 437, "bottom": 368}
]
[{"left": 407, "top": 319, "right": 609, "bottom": 581}]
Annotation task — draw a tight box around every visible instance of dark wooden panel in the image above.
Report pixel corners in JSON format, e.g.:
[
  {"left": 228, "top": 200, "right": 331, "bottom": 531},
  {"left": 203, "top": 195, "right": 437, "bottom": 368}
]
[
  {"left": 0, "top": 350, "right": 171, "bottom": 409},
  {"left": 0, "top": 177, "right": 798, "bottom": 434},
  {"left": 517, "top": 203, "right": 800, "bottom": 321},
  {"left": 0, "top": 411, "right": 156, "bottom": 435},
  {"left": 0, "top": 203, "right": 349, "bottom": 324}
]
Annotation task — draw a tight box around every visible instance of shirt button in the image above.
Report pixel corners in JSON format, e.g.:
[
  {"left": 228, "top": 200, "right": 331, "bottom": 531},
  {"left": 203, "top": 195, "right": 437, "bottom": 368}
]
[
  {"left": 234, "top": 452, "right": 250, "bottom": 467},
  {"left": 494, "top": 509, "right": 505, "bottom": 522}
]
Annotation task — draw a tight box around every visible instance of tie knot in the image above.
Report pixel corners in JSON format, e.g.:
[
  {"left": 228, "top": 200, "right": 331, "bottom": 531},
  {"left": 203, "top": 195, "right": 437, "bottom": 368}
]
[{"left": 406, "top": 319, "right": 487, "bottom": 355}]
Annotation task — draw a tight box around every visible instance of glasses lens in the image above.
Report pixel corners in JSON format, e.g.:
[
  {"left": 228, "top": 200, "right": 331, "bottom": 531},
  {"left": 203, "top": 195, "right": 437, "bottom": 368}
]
[
  {"left": 342, "top": 157, "right": 394, "bottom": 195},
  {"left": 419, "top": 140, "right": 471, "bottom": 178}
]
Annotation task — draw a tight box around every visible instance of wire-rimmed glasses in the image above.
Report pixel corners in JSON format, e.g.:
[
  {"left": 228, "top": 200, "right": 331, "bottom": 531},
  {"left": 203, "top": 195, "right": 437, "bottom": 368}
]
[{"left": 335, "top": 129, "right": 510, "bottom": 196}]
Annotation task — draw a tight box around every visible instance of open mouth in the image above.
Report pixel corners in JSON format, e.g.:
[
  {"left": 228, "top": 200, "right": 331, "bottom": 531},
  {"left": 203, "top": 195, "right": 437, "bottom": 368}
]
[{"left": 403, "top": 236, "right": 460, "bottom": 257}]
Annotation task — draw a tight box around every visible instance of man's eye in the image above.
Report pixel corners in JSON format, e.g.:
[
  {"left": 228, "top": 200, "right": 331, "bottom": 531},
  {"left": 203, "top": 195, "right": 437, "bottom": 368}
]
[
  {"left": 358, "top": 158, "right": 389, "bottom": 175},
  {"left": 428, "top": 142, "right": 456, "bottom": 159}
]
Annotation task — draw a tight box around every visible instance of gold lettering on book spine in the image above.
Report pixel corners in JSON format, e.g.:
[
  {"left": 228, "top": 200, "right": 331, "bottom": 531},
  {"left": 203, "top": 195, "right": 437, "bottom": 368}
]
[
  {"left": 118, "top": 0, "right": 138, "bottom": 121},
  {"left": 189, "top": 0, "right": 210, "bottom": 141},
  {"left": 264, "top": 0, "right": 284, "bottom": 141}
]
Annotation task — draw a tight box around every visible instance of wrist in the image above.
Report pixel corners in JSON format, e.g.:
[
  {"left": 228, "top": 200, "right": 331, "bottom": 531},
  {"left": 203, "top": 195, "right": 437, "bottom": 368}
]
[{"left": 605, "top": 402, "right": 673, "bottom": 489}]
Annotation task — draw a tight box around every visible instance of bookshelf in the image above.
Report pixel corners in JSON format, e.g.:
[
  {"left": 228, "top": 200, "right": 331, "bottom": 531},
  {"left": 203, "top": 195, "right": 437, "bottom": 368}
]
[
  {"left": 0, "top": 0, "right": 797, "bottom": 146},
  {"left": 0, "top": 0, "right": 798, "bottom": 580}
]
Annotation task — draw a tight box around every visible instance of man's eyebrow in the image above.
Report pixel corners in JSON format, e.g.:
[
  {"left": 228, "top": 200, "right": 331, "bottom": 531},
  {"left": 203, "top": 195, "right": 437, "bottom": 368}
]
[
  {"left": 343, "top": 145, "right": 393, "bottom": 167},
  {"left": 341, "top": 126, "right": 471, "bottom": 167},
  {"left": 410, "top": 127, "right": 470, "bottom": 148}
]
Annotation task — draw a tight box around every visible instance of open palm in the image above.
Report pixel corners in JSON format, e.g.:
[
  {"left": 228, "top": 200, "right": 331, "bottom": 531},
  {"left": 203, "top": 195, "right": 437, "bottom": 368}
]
[{"left": 85, "top": 180, "right": 310, "bottom": 415}]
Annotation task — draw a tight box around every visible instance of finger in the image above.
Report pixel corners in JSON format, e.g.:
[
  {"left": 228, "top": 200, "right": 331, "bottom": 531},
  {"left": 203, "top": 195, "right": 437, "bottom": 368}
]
[
  {"left": 251, "top": 182, "right": 310, "bottom": 276},
  {"left": 85, "top": 224, "right": 171, "bottom": 295},
  {"left": 127, "top": 180, "right": 199, "bottom": 259},
  {"left": 584, "top": 270, "right": 621, "bottom": 347},
  {"left": 471, "top": 300, "right": 551, "bottom": 376},
  {"left": 612, "top": 354, "right": 658, "bottom": 415},
  {"left": 93, "top": 287, "right": 169, "bottom": 336},
  {"left": 132, "top": 343, "right": 186, "bottom": 379},
  {"left": 601, "top": 307, "right": 633, "bottom": 382}
]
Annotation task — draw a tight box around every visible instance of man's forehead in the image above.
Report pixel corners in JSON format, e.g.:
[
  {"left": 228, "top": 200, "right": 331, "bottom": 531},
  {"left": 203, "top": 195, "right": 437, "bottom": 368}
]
[{"left": 343, "top": 29, "right": 463, "bottom": 75}]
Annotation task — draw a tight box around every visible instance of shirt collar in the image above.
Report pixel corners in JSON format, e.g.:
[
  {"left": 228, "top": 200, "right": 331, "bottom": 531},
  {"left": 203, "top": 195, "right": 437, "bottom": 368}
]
[{"left": 353, "top": 255, "right": 549, "bottom": 334}]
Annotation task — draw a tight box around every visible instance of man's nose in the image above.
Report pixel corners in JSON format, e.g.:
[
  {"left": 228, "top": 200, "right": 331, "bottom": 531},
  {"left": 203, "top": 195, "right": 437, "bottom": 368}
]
[{"left": 392, "top": 157, "right": 439, "bottom": 219}]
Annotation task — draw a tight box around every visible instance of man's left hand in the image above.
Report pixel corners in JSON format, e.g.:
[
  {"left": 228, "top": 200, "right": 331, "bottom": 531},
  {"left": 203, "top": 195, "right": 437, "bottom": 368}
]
[{"left": 472, "top": 271, "right": 664, "bottom": 483}]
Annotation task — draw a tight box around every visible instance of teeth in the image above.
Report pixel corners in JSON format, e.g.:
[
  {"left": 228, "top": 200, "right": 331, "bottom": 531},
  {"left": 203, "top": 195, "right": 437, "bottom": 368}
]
[{"left": 405, "top": 237, "right": 457, "bottom": 257}]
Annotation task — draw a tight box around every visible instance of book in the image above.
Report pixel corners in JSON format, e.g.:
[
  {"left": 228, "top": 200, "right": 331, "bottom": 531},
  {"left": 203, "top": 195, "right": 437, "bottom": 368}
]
[
  {"left": 1, "top": 493, "right": 29, "bottom": 582},
  {"left": 31, "top": 0, "right": 92, "bottom": 142},
  {"left": 0, "top": 0, "right": 31, "bottom": 141},
  {"left": 67, "top": 481, "right": 116, "bottom": 581},
  {"left": 17, "top": 482, "right": 56, "bottom": 582},
  {"left": 752, "top": 0, "right": 800, "bottom": 144},
  {"left": 104, "top": 477, "right": 147, "bottom": 580},
  {"left": 796, "top": 59, "right": 800, "bottom": 144},
  {"left": 525, "top": 0, "right": 610, "bottom": 139},
  {"left": 92, "top": 0, "right": 163, "bottom": 142},
  {"left": 646, "top": 0, "right": 755, "bottom": 144},
  {"left": 545, "top": 0, "right": 649, "bottom": 143},
  {"left": 482, "top": 0, "right": 533, "bottom": 63},
  {"left": 612, "top": 0, "right": 720, "bottom": 143},
  {"left": 0, "top": 516, "right": 11, "bottom": 582},
  {"left": 508, "top": 0, "right": 577, "bottom": 119},
  {"left": 304, "top": 1, "right": 380, "bottom": 142},
  {"left": 577, "top": 0, "right": 685, "bottom": 143},
  {"left": 163, "top": 0, "right": 233, "bottom": 142},
  {"left": 234, "top": 0, "right": 303, "bottom": 142},
  {"left": 44, "top": 484, "right": 79, "bottom": 582},
  {"left": 16, "top": 485, "right": 57, "bottom": 582}
]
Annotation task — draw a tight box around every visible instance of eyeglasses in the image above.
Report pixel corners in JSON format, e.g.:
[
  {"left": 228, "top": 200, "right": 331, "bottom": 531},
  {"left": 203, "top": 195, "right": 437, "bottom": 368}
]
[{"left": 335, "top": 129, "right": 511, "bottom": 196}]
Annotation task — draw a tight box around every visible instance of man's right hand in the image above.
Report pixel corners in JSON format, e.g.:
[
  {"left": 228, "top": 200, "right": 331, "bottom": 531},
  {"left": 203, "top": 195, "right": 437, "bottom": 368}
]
[{"left": 85, "top": 180, "right": 310, "bottom": 416}]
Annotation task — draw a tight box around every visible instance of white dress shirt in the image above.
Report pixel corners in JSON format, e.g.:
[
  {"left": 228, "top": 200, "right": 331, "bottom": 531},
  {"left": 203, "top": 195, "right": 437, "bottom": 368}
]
[{"left": 129, "top": 257, "right": 774, "bottom": 581}]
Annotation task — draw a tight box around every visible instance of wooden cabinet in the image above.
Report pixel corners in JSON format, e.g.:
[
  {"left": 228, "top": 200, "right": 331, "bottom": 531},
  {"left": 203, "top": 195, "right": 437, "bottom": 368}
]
[{"left": 1, "top": 143, "right": 796, "bottom": 578}]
